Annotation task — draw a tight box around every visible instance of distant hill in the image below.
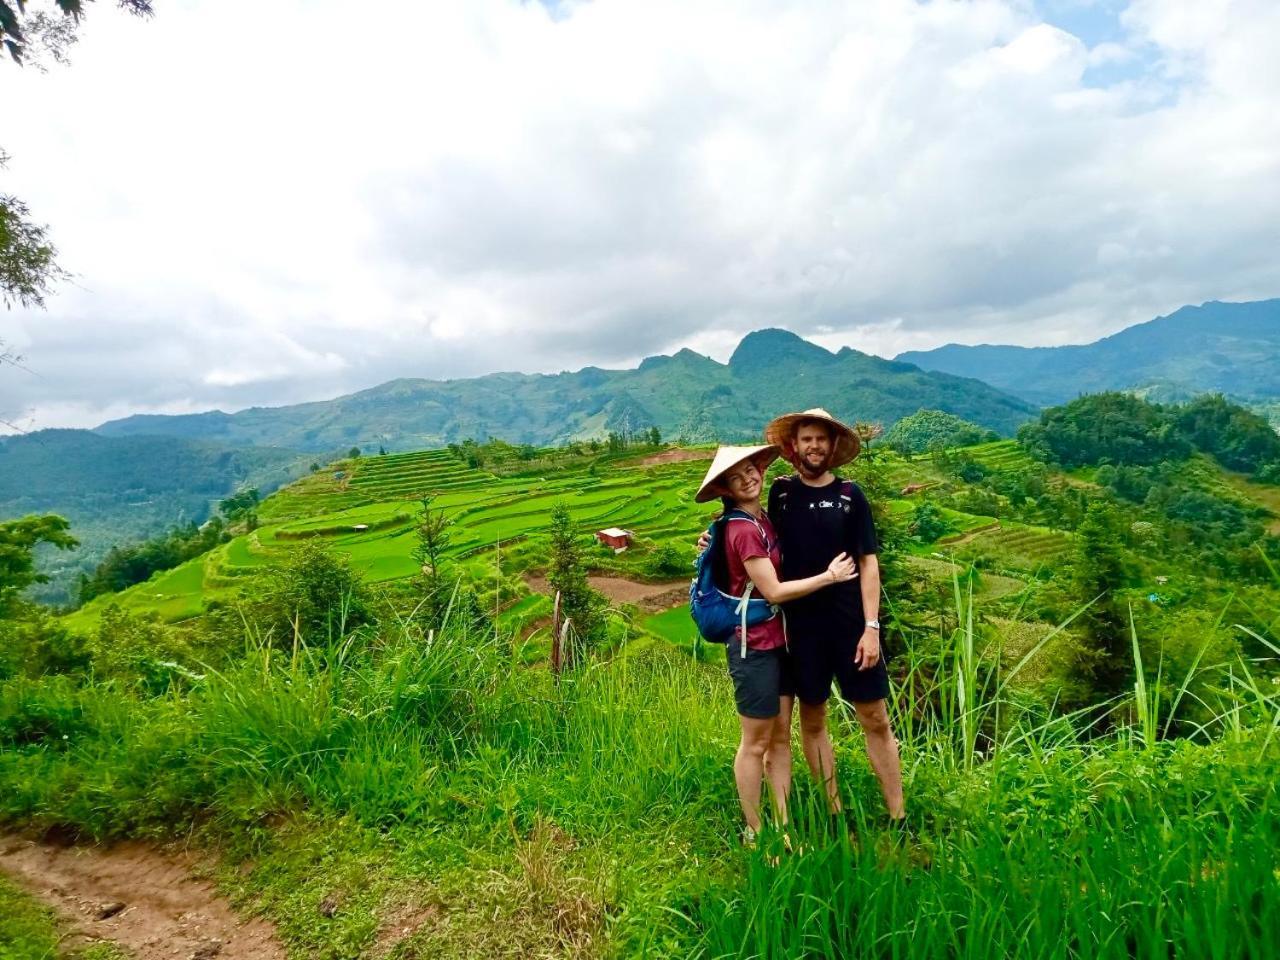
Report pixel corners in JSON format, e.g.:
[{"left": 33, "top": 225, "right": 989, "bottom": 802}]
[
  {"left": 896, "top": 299, "right": 1280, "bottom": 407},
  {"left": 97, "top": 329, "right": 1036, "bottom": 451},
  {"left": 0, "top": 431, "right": 307, "bottom": 603}
]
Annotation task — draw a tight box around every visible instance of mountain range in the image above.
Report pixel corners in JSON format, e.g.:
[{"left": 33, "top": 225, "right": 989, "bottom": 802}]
[
  {"left": 96, "top": 329, "right": 1036, "bottom": 451},
  {"left": 896, "top": 298, "right": 1280, "bottom": 407},
  {"left": 5, "top": 298, "right": 1279, "bottom": 602}
]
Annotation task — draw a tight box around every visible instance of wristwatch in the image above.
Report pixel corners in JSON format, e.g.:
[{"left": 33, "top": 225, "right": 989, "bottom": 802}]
[{"left": 866, "top": 619, "right": 881, "bottom": 631}]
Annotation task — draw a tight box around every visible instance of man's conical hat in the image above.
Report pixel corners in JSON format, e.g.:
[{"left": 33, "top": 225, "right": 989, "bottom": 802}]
[
  {"left": 764, "top": 407, "right": 860, "bottom": 468},
  {"left": 693, "top": 444, "right": 781, "bottom": 503}
]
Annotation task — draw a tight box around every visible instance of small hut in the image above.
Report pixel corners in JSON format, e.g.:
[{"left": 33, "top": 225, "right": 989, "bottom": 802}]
[{"left": 595, "top": 527, "right": 633, "bottom": 552}]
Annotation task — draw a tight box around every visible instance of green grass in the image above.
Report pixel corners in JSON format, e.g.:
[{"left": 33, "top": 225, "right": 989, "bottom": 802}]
[{"left": 6, "top": 585, "right": 1279, "bottom": 958}]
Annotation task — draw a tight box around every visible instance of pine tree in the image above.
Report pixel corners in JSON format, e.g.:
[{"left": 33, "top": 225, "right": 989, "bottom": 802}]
[
  {"left": 1068, "top": 502, "right": 1133, "bottom": 703},
  {"left": 547, "top": 502, "right": 605, "bottom": 666},
  {"left": 414, "top": 497, "right": 453, "bottom": 623}
]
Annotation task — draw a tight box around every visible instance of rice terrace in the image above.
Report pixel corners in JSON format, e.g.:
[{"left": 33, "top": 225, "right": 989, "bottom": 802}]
[{"left": 4, "top": 1, "right": 1280, "bottom": 958}]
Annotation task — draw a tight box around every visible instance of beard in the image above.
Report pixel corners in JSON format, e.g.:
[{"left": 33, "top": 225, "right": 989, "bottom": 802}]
[{"left": 795, "top": 450, "right": 831, "bottom": 477}]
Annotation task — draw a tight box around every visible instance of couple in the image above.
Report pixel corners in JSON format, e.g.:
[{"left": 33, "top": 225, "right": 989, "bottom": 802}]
[{"left": 694, "top": 408, "right": 905, "bottom": 843}]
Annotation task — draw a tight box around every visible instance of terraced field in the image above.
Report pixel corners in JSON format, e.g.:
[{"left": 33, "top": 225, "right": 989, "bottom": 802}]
[
  {"left": 70, "top": 448, "right": 721, "bottom": 626},
  {"left": 965, "top": 439, "right": 1036, "bottom": 473},
  {"left": 961, "top": 521, "right": 1072, "bottom": 572}
]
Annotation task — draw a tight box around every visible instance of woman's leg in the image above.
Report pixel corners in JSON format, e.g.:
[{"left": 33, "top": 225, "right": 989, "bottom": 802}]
[
  {"left": 763, "top": 695, "right": 794, "bottom": 825},
  {"left": 735, "top": 714, "right": 777, "bottom": 833}
]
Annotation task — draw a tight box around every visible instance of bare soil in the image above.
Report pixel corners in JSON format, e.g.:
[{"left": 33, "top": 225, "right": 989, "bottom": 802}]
[
  {"left": 631, "top": 448, "right": 713, "bottom": 467},
  {"left": 526, "top": 575, "right": 687, "bottom": 611},
  {"left": 0, "top": 835, "right": 286, "bottom": 960}
]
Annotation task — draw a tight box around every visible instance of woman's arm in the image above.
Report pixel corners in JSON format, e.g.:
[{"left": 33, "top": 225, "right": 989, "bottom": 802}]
[{"left": 742, "top": 552, "right": 856, "bottom": 605}]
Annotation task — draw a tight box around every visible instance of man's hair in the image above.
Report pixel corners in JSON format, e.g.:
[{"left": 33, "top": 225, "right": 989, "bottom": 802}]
[{"left": 790, "top": 417, "right": 833, "bottom": 441}]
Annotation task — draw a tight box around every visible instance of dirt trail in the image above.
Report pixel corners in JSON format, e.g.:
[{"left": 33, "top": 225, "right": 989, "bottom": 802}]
[
  {"left": 630, "top": 448, "right": 712, "bottom": 467},
  {"left": 526, "top": 575, "right": 687, "bottom": 611},
  {"left": 0, "top": 835, "right": 285, "bottom": 960}
]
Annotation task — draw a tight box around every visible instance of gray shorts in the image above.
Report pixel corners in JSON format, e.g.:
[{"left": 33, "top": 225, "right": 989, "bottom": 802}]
[{"left": 726, "top": 643, "right": 796, "bottom": 719}]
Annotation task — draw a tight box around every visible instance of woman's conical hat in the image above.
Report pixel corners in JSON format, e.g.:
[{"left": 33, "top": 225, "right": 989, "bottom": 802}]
[
  {"left": 763, "top": 407, "right": 860, "bottom": 468},
  {"left": 694, "top": 444, "right": 781, "bottom": 503}
]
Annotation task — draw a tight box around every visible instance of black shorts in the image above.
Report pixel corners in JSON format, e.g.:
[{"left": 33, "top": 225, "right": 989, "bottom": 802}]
[
  {"left": 726, "top": 643, "right": 796, "bottom": 719},
  {"left": 789, "top": 625, "right": 890, "bottom": 706}
]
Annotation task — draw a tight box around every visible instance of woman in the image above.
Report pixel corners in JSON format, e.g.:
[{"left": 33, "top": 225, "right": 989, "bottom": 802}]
[{"left": 695, "top": 444, "right": 856, "bottom": 842}]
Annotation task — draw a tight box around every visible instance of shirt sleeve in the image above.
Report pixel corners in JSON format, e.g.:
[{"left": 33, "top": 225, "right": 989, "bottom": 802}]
[
  {"left": 848, "top": 484, "right": 880, "bottom": 556},
  {"left": 725, "top": 519, "right": 770, "bottom": 563}
]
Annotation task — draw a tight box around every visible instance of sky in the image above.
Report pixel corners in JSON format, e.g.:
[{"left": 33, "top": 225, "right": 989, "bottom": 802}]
[{"left": 2, "top": 0, "right": 1279, "bottom": 432}]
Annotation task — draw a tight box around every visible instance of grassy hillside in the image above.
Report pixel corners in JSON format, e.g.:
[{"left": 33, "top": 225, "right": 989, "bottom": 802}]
[
  {"left": 5, "top": 427, "right": 1280, "bottom": 958},
  {"left": 65, "top": 444, "right": 721, "bottom": 631},
  {"left": 4, "top": 587, "right": 1277, "bottom": 959}
]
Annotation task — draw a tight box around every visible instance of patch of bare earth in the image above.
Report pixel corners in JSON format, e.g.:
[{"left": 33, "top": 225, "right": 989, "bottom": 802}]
[
  {"left": 630, "top": 448, "right": 713, "bottom": 467},
  {"left": 526, "top": 575, "right": 686, "bottom": 610},
  {"left": 0, "top": 835, "right": 286, "bottom": 960}
]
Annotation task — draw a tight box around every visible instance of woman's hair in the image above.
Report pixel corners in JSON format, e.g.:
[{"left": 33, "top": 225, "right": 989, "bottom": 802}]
[{"left": 718, "top": 493, "right": 736, "bottom": 517}]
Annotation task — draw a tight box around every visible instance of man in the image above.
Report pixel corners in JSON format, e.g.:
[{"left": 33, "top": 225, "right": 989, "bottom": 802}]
[
  {"left": 703, "top": 408, "right": 905, "bottom": 822},
  {"left": 762, "top": 408, "right": 904, "bottom": 823}
]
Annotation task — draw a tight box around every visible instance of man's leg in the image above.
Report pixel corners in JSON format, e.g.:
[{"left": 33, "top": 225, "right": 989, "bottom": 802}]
[
  {"left": 798, "top": 699, "right": 841, "bottom": 813},
  {"left": 763, "top": 695, "right": 794, "bottom": 824},
  {"left": 735, "top": 715, "right": 778, "bottom": 833},
  {"left": 852, "top": 699, "right": 905, "bottom": 819}
]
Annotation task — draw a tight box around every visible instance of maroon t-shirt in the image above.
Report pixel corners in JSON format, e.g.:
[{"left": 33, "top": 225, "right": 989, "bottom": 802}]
[{"left": 722, "top": 512, "right": 786, "bottom": 651}]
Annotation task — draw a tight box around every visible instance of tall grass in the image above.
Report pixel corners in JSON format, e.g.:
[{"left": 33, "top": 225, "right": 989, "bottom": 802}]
[
  {"left": 0, "top": 587, "right": 1277, "bottom": 958},
  {"left": 696, "top": 576, "right": 1280, "bottom": 960}
]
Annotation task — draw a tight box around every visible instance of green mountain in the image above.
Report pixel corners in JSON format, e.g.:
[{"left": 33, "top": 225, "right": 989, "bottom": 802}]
[
  {"left": 96, "top": 328, "right": 1036, "bottom": 451},
  {"left": 0, "top": 430, "right": 307, "bottom": 603},
  {"left": 895, "top": 299, "right": 1280, "bottom": 407}
]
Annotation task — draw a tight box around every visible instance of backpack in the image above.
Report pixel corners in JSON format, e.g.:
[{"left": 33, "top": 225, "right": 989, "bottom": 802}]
[{"left": 688, "top": 509, "right": 779, "bottom": 657}]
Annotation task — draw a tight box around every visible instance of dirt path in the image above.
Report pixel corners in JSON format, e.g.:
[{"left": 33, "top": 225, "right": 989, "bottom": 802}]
[
  {"left": 526, "top": 575, "right": 687, "bottom": 611},
  {"left": 0, "top": 835, "right": 285, "bottom": 960},
  {"left": 630, "top": 448, "right": 712, "bottom": 467}
]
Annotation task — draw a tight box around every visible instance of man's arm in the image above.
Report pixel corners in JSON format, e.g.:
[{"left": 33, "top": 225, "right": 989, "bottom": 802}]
[{"left": 853, "top": 552, "right": 881, "bottom": 669}]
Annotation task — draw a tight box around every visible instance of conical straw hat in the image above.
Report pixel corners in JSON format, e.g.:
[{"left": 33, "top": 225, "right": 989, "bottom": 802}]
[
  {"left": 764, "top": 407, "right": 860, "bottom": 468},
  {"left": 694, "top": 444, "right": 781, "bottom": 503}
]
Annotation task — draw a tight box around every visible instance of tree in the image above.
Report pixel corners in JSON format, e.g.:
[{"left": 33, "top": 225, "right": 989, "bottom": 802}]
[
  {"left": 413, "top": 496, "right": 454, "bottom": 625},
  {"left": 1, "top": 157, "right": 65, "bottom": 309},
  {"left": 0, "top": 514, "right": 77, "bottom": 618},
  {"left": 646, "top": 542, "right": 686, "bottom": 577},
  {"left": 413, "top": 496, "right": 452, "bottom": 600},
  {"left": 1065, "top": 503, "right": 1132, "bottom": 705},
  {"left": 219, "top": 487, "right": 259, "bottom": 522},
  {"left": 1, "top": 1, "right": 153, "bottom": 65},
  {"left": 2, "top": 2, "right": 154, "bottom": 309},
  {"left": 908, "top": 502, "right": 953, "bottom": 544},
  {"left": 647, "top": 426, "right": 661, "bottom": 446},
  {"left": 348, "top": 446, "right": 361, "bottom": 459},
  {"left": 254, "top": 542, "right": 370, "bottom": 645},
  {"left": 547, "top": 502, "right": 606, "bottom": 665}
]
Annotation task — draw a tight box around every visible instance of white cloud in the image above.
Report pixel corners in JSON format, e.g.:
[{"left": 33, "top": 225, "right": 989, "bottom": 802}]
[{"left": 1, "top": 0, "right": 1279, "bottom": 431}]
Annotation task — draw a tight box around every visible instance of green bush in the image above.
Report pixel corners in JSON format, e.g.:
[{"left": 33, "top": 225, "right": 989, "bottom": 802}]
[{"left": 251, "top": 541, "right": 371, "bottom": 645}]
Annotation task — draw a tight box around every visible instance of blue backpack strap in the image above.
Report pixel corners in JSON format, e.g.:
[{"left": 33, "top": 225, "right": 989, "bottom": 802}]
[{"left": 722, "top": 509, "right": 773, "bottom": 657}]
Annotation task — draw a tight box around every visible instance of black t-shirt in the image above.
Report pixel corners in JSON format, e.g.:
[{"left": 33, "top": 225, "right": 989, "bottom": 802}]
[{"left": 767, "top": 474, "right": 878, "bottom": 631}]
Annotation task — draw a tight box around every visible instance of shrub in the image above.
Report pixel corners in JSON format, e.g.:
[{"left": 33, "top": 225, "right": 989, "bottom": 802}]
[{"left": 252, "top": 542, "right": 371, "bottom": 645}]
